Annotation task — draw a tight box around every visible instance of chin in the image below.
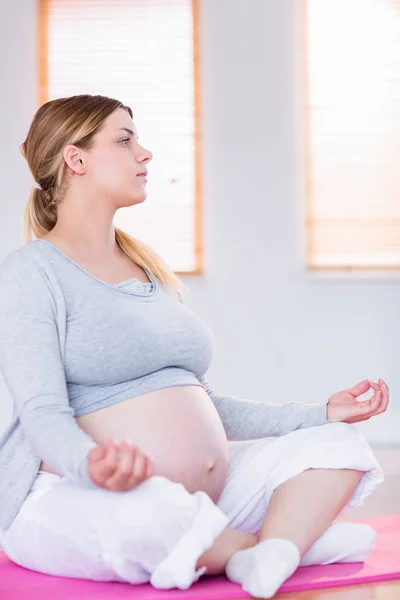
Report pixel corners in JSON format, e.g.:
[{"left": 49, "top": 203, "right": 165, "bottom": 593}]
[{"left": 118, "top": 192, "right": 147, "bottom": 208}]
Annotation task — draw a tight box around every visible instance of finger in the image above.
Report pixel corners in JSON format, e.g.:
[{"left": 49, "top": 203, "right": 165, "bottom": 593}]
[
  {"left": 126, "top": 454, "right": 153, "bottom": 489},
  {"left": 365, "top": 382, "right": 387, "bottom": 416},
  {"left": 89, "top": 444, "right": 106, "bottom": 462},
  {"left": 372, "top": 387, "right": 384, "bottom": 413},
  {"left": 355, "top": 389, "right": 381, "bottom": 416},
  {"left": 374, "top": 380, "right": 389, "bottom": 415},
  {"left": 114, "top": 442, "right": 137, "bottom": 487},
  {"left": 132, "top": 449, "right": 147, "bottom": 480},
  {"left": 371, "top": 378, "right": 389, "bottom": 394},
  {"left": 345, "top": 389, "right": 380, "bottom": 419},
  {"left": 143, "top": 455, "right": 154, "bottom": 479},
  {"left": 106, "top": 442, "right": 137, "bottom": 490},
  {"left": 379, "top": 378, "right": 389, "bottom": 393},
  {"left": 146, "top": 459, "right": 154, "bottom": 478},
  {"left": 97, "top": 441, "right": 119, "bottom": 481},
  {"left": 368, "top": 379, "right": 379, "bottom": 392},
  {"left": 347, "top": 380, "right": 371, "bottom": 397}
]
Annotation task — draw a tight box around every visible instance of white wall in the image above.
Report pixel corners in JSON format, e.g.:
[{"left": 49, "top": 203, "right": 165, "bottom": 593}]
[
  {"left": 0, "top": 0, "right": 39, "bottom": 429},
  {"left": 0, "top": 0, "right": 398, "bottom": 443}
]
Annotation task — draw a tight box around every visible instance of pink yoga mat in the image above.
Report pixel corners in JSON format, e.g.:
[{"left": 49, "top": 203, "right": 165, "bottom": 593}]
[{"left": 1, "top": 514, "right": 399, "bottom": 600}]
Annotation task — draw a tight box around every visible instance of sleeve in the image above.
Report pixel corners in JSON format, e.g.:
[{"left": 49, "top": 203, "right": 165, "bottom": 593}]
[
  {"left": 198, "top": 373, "right": 329, "bottom": 440},
  {"left": 0, "top": 260, "right": 97, "bottom": 486}
]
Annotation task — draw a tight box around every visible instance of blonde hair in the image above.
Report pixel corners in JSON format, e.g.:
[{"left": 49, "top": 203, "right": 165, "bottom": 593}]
[{"left": 21, "top": 94, "right": 185, "bottom": 298}]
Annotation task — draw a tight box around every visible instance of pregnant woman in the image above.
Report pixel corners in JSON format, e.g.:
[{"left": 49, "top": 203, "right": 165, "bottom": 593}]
[{"left": 0, "top": 95, "right": 388, "bottom": 599}]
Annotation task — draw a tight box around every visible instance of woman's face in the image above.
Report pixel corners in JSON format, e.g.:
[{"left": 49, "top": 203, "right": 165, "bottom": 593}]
[{"left": 82, "top": 107, "right": 153, "bottom": 208}]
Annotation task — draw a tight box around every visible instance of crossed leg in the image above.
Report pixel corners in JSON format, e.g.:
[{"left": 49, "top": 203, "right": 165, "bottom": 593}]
[{"left": 198, "top": 468, "right": 376, "bottom": 598}]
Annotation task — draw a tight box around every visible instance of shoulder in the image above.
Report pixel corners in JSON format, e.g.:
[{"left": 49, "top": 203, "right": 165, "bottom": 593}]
[
  {"left": 0, "top": 242, "right": 57, "bottom": 299},
  {"left": 1, "top": 241, "right": 46, "bottom": 273}
]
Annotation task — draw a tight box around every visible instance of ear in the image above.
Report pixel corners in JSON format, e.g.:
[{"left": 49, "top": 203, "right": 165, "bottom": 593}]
[{"left": 63, "top": 145, "right": 86, "bottom": 175}]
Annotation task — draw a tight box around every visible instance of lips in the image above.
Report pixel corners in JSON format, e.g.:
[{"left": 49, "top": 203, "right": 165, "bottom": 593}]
[{"left": 137, "top": 170, "right": 148, "bottom": 177}]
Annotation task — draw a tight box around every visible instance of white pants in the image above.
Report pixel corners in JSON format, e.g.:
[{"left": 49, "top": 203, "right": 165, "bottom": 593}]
[{"left": 0, "top": 423, "right": 384, "bottom": 590}]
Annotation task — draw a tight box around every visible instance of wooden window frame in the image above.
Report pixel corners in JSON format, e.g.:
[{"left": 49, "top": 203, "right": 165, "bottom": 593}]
[
  {"left": 300, "top": 0, "right": 400, "bottom": 273},
  {"left": 37, "top": 0, "right": 204, "bottom": 276}
]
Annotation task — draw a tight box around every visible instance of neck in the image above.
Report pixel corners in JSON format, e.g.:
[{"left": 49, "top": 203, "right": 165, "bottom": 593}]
[{"left": 49, "top": 188, "right": 119, "bottom": 261}]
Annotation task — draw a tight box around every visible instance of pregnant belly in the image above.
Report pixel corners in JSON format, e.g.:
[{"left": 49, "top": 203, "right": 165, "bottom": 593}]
[{"left": 40, "top": 385, "right": 230, "bottom": 503}]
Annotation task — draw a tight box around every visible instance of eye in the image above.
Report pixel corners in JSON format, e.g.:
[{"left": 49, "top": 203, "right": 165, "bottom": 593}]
[{"left": 120, "top": 137, "right": 130, "bottom": 145}]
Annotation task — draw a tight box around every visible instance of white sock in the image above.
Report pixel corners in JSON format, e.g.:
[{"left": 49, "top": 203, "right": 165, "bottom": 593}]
[
  {"left": 300, "top": 523, "right": 377, "bottom": 566},
  {"left": 225, "top": 538, "right": 300, "bottom": 599}
]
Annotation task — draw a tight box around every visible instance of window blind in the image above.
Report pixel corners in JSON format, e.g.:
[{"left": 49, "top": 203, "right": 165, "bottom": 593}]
[
  {"left": 39, "top": 0, "right": 202, "bottom": 274},
  {"left": 303, "top": 0, "right": 400, "bottom": 270}
]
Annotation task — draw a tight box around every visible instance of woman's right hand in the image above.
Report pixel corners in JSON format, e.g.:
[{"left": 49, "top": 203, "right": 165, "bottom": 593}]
[{"left": 88, "top": 439, "right": 155, "bottom": 491}]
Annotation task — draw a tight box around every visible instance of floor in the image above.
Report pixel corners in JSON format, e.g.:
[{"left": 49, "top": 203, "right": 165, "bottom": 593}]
[{"left": 266, "top": 446, "right": 400, "bottom": 599}]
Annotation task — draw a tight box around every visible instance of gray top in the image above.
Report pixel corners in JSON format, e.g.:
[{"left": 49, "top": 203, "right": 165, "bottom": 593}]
[{"left": 0, "top": 239, "right": 328, "bottom": 529}]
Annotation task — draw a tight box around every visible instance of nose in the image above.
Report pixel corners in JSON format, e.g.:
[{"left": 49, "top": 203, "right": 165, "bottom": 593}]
[{"left": 136, "top": 145, "right": 153, "bottom": 164}]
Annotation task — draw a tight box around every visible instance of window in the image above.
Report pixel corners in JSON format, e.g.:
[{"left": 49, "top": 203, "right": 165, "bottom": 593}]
[
  {"left": 38, "top": 0, "right": 202, "bottom": 274},
  {"left": 303, "top": 0, "right": 400, "bottom": 270}
]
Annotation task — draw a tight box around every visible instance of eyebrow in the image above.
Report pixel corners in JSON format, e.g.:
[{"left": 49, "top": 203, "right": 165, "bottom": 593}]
[{"left": 116, "top": 127, "right": 138, "bottom": 139}]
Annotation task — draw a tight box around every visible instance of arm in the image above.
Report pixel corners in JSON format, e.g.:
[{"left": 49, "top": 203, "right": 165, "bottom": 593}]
[
  {"left": 199, "top": 373, "right": 328, "bottom": 440},
  {"left": 0, "top": 259, "right": 97, "bottom": 485}
]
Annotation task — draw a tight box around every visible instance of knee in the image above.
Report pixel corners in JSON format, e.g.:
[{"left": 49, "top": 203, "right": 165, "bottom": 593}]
[
  {"left": 101, "top": 474, "right": 219, "bottom": 541},
  {"left": 95, "top": 476, "right": 201, "bottom": 560},
  {"left": 95, "top": 475, "right": 229, "bottom": 588},
  {"left": 117, "top": 475, "right": 200, "bottom": 525}
]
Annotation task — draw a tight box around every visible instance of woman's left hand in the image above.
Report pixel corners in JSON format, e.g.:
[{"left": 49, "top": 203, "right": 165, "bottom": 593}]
[{"left": 327, "top": 378, "right": 389, "bottom": 424}]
